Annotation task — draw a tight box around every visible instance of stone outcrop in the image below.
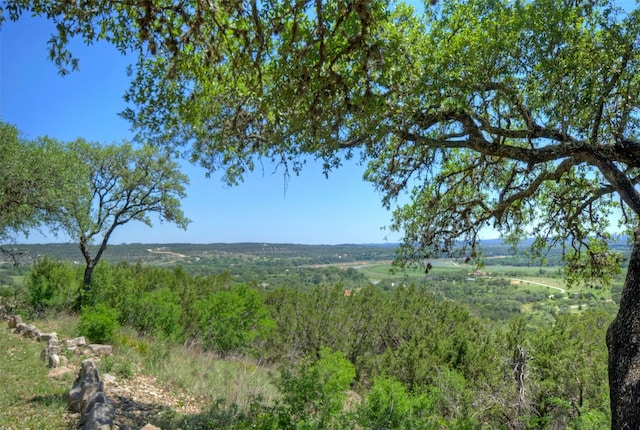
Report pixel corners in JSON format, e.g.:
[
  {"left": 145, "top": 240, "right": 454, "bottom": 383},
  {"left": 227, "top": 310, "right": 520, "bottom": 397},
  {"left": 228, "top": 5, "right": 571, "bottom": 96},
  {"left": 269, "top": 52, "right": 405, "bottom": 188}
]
[{"left": 69, "top": 359, "right": 116, "bottom": 430}]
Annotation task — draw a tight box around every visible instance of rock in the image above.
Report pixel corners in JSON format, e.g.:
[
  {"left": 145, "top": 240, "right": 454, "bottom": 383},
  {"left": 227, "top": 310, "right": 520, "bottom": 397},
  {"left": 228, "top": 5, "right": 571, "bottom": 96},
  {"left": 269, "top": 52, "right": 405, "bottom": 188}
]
[
  {"left": 88, "top": 344, "right": 113, "bottom": 357},
  {"left": 48, "top": 367, "right": 74, "bottom": 379},
  {"left": 68, "top": 385, "right": 84, "bottom": 413},
  {"left": 76, "top": 381, "right": 103, "bottom": 415},
  {"left": 8, "top": 315, "right": 22, "bottom": 328},
  {"left": 18, "top": 324, "right": 39, "bottom": 338},
  {"left": 69, "top": 360, "right": 102, "bottom": 413},
  {"left": 82, "top": 401, "right": 115, "bottom": 430},
  {"left": 65, "top": 336, "right": 87, "bottom": 348},
  {"left": 141, "top": 424, "right": 162, "bottom": 430},
  {"left": 81, "top": 390, "right": 110, "bottom": 420},
  {"left": 42, "top": 342, "right": 63, "bottom": 367},
  {"left": 49, "top": 353, "right": 61, "bottom": 368},
  {"left": 47, "top": 344, "right": 62, "bottom": 356},
  {"left": 80, "top": 359, "right": 100, "bottom": 382},
  {"left": 101, "top": 373, "right": 116, "bottom": 384},
  {"left": 38, "top": 332, "right": 58, "bottom": 342}
]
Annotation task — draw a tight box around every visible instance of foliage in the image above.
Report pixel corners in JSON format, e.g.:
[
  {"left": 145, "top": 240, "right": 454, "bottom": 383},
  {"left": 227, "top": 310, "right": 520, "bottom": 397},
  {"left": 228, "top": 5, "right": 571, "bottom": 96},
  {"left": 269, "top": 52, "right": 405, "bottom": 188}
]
[
  {"left": 358, "top": 375, "right": 413, "bottom": 429},
  {"left": 131, "top": 287, "right": 184, "bottom": 340},
  {"left": 8, "top": 256, "right": 619, "bottom": 428},
  {"left": 25, "top": 257, "right": 78, "bottom": 313},
  {"left": 0, "top": 121, "right": 80, "bottom": 246},
  {"left": 271, "top": 348, "right": 356, "bottom": 429},
  {"left": 195, "top": 284, "right": 275, "bottom": 355},
  {"left": 6, "top": 1, "right": 640, "bottom": 275},
  {"left": 528, "top": 310, "right": 611, "bottom": 428},
  {"left": 78, "top": 303, "right": 120, "bottom": 344}
]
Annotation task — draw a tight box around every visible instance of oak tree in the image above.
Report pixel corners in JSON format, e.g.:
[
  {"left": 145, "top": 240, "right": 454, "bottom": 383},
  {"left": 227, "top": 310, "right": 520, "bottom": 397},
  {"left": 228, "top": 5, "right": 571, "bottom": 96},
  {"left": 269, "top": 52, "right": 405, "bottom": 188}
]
[
  {"left": 0, "top": 121, "right": 78, "bottom": 258},
  {"left": 5, "top": 0, "right": 640, "bottom": 427},
  {"left": 56, "top": 140, "right": 190, "bottom": 286}
]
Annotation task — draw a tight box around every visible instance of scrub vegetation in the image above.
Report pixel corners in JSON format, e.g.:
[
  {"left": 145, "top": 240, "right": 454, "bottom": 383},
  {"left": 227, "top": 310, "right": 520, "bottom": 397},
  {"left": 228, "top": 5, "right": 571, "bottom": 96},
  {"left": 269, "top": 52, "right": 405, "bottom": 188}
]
[{"left": 0, "top": 241, "right": 621, "bottom": 428}]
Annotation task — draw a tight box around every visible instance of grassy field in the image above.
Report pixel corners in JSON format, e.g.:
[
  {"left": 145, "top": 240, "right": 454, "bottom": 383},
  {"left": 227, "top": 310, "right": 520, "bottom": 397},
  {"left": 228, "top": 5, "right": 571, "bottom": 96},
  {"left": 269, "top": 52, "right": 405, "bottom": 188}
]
[
  {"left": 356, "top": 260, "right": 618, "bottom": 301},
  {"left": 0, "top": 318, "right": 77, "bottom": 429}
]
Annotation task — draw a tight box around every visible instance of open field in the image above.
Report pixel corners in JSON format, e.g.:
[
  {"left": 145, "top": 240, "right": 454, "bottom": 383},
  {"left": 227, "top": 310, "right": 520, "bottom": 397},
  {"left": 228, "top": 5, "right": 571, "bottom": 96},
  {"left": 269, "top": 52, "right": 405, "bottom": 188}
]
[{"left": 351, "top": 260, "right": 619, "bottom": 323}]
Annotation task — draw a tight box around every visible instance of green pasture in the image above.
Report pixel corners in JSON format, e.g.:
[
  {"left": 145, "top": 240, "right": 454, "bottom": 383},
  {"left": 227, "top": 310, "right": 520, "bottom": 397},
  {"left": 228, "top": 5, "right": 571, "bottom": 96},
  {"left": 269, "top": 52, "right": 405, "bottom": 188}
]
[
  {"left": 356, "top": 260, "right": 617, "bottom": 303},
  {"left": 357, "top": 259, "right": 465, "bottom": 281}
]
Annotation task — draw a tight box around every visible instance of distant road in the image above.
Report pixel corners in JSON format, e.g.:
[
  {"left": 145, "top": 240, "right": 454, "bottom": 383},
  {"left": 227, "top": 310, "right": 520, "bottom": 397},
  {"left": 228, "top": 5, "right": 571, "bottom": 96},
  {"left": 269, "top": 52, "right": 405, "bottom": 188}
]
[
  {"left": 510, "top": 278, "right": 566, "bottom": 294},
  {"left": 147, "top": 248, "right": 187, "bottom": 259}
]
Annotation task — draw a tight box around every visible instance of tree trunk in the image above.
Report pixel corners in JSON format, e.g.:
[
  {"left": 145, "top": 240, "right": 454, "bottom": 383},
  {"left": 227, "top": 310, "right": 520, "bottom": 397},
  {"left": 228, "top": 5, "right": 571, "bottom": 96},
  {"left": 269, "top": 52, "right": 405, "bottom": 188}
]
[
  {"left": 83, "top": 263, "right": 95, "bottom": 287},
  {"left": 607, "top": 227, "right": 640, "bottom": 429}
]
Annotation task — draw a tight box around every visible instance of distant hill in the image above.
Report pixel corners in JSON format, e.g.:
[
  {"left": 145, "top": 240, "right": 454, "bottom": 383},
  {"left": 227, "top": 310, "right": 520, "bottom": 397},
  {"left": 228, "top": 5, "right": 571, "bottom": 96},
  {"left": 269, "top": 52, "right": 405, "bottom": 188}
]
[
  {"left": 1, "top": 236, "right": 631, "bottom": 268},
  {"left": 0, "top": 242, "right": 400, "bottom": 267}
]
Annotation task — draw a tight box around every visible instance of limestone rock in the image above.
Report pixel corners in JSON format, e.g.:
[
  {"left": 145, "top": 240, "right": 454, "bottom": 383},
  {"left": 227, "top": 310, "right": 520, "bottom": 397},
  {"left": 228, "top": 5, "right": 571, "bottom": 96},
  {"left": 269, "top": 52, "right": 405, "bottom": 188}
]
[
  {"left": 38, "top": 332, "right": 58, "bottom": 342},
  {"left": 80, "top": 359, "right": 100, "bottom": 383},
  {"left": 8, "top": 315, "right": 22, "bottom": 328},
  {"left": 88, "top": 344, "right": 113, "bottom": 357},
  {"left": 49, "top": 353, "right": 61, "bottom": 368},
  {"left": 82, "top": 401, "right": 115, "bottom": 430},
  {"left": 48, "top": 366, "right": 74, "bottom": 379},
  {"left": 81, "top": 390, "right": 110, "bottom": 420},
  {"left": 65, "top": 336, "right": 87, "bottom": 348}
]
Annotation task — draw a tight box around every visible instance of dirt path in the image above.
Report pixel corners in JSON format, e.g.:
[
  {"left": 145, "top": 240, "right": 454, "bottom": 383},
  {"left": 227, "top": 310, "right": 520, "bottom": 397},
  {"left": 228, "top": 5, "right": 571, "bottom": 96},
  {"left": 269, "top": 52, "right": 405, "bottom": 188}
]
[
  {"left": 510, "top": 278, "right": 566, "bottom": 294},
  {"left": 146, "top": 248, "right": 188, "bottom": 259}
]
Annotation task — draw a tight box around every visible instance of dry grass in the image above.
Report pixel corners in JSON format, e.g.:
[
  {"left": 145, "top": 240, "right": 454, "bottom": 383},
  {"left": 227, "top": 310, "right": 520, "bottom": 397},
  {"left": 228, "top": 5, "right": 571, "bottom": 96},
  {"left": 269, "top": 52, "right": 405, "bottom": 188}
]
[{"left": 142, "top": 341, "right": 279, "bottom": 411}]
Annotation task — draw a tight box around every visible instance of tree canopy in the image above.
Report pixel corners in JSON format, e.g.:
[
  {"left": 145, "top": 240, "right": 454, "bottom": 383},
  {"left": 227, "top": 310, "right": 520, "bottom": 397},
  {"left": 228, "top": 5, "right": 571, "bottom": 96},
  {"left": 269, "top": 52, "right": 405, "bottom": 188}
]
[
  {"left": 0, "top": 121, "right": 78, "bottom": 250},
  {"left": 54, "top": 140, "right": 190, "bottom": 285},
  {"left": 5, "top": 0, "right": 640, "bottom": 426}
]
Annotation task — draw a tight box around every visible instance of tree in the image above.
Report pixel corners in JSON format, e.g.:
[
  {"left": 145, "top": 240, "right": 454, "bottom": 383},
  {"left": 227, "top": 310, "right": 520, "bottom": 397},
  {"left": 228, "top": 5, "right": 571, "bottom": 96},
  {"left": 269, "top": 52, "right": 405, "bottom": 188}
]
[
  {"left": 0, "top": 121, "right": 78, "bottom": 257},
  {"left": 5, "top": 0, "right": 640, "bottom": 427},
  {"left": 56, "top": 140, "right": 190, "bottom": 286}
]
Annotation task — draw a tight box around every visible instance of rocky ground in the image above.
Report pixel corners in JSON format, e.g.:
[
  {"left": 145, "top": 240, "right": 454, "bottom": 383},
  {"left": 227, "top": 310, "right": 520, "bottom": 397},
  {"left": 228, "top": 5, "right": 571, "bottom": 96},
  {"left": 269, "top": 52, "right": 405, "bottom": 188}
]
[
  {"left": 51, "top": 365, "right": 208, "bottom": 430},
  {"left": 103, "top": 373, "right": 206, "bottom": 429}
]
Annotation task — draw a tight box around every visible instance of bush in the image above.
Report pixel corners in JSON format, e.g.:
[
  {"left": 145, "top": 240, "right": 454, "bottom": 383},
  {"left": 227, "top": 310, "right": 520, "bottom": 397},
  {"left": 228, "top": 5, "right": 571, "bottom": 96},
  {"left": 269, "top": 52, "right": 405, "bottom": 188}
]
[
  {"left": 273, "top": 348, "right": 356, "bottom": 428},
  {"left": 359, "top": 376, "right": 412, "bottom": 429},
  {"left": 131, "top": 288, "right": 183, "bottom": 340},
  {"left": 25, "top": 257, "right": 78, "bottom": 313},
  {"left": 195, "top": 284, "right": 275, "bottom": 355},
  {"left": 78, "top": 303, "right": 120, "bottom": 344}
]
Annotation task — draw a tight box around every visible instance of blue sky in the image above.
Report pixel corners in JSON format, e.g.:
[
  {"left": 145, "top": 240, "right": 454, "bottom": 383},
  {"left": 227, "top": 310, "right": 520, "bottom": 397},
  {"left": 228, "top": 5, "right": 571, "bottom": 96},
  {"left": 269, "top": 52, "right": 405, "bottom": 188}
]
[
  {"left": 3, "top": 2, "right": 635, "bottom": 246},
  {"left": 0, "top": 15, "right": 400, "bottom": 245}
]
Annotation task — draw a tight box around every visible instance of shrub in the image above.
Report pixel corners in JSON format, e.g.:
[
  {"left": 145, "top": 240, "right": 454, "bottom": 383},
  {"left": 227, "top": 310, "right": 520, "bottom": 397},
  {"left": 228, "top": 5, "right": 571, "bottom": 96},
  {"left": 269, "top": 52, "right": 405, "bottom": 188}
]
[
  {"left": 131, "top": 288, "right": 183, "bottom": 340},
  {"left": 273, "top": 348, "right": 356, "bottom": 428},
  {"left": 195, "top": 284, "right": 275, "bottom": 355},
  {"left": 25, "top": 257, "right": 78, "bottom": 313},
  {"left": 359, "top": 376, "right": 412, "bottom": 429},
  {"left": 78, "top": 303, "right": 120, "bottom": 344}
]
